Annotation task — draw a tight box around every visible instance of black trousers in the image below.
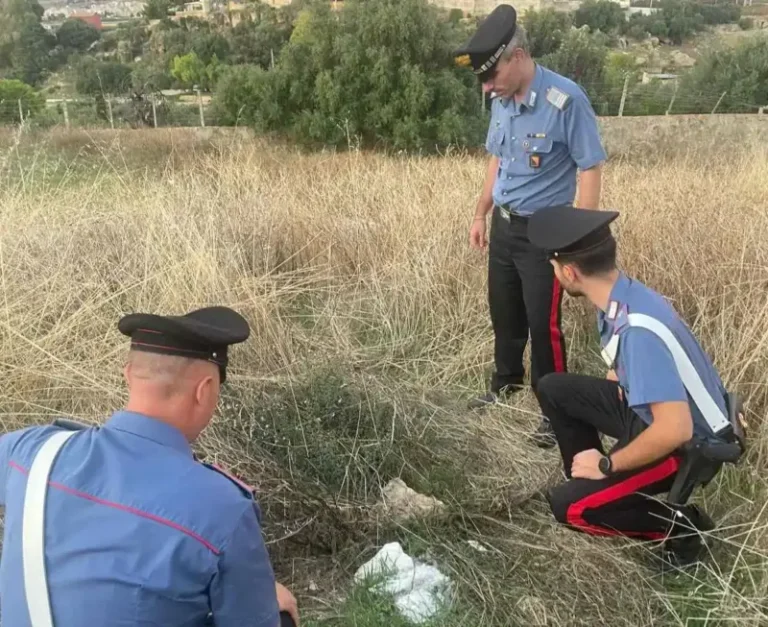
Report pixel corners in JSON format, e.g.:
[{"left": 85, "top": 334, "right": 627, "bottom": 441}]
[
  {"left": 536, "top": 373, "right": 686, "bottom": 540},
  {"left": 488, "top": 206, "right": 567, "bottom": 394}
]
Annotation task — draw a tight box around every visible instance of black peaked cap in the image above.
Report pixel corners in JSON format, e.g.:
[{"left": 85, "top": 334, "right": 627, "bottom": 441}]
[
  {"left": 453, "top": 4, "right": 517, "bottom": 82},
  {"left": 118, "top": 306, "right": 250, "bottom": 383},
  {"left": 528, "top": 206, "right": 620, "bottom": 259}
]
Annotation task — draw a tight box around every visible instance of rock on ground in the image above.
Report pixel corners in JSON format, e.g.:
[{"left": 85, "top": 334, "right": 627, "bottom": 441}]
[{"left": 374, "top": 478, "right": 446, "bottom": 521}]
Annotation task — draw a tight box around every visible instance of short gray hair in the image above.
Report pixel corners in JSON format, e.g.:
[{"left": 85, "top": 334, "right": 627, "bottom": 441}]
[{"left": 501, "top": 25, "right": 530, "bottom": 59}]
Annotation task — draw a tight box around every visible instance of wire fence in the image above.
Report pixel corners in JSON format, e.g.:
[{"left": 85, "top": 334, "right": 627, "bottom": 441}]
[
  {"left": 0, "top": 94, "right": 225, "bottom": 130},
  {"left": 584, "top": 78, "right": 768, "bottom": 117},
  {"left": 2, "top": 80, "right": 767, "bottom": 131}
]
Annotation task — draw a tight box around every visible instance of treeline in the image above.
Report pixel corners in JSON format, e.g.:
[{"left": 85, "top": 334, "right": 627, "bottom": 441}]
[
  {"left": 2, "top": 0, "right": 767, "bottom": 151},
  {"left": 569, "top": 0, "right": 744, "bottom": 45}
]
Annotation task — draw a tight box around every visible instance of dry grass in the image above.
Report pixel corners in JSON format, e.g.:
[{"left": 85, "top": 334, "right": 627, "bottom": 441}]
[{"left": 1, "top": 119, "right": 767, "bottom": 626}]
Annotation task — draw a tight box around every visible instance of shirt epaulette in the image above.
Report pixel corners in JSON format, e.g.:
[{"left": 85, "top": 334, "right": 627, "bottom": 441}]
[
  {"left": 53, "top": 418, "right": 90, "bottom": 431},
  {"left": 608, "top": 301, "right": 630, "bottom": 332},
  {"left": 202, "top": 462, "right": 256, "bottom": 500},
  {"left": 545, "top": 86, "right": 571, "bottom": 111}
]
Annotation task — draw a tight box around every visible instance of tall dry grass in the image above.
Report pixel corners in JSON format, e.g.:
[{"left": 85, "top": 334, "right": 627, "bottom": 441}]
[{"left": 1, "top": 121, "right": 767, "bottom": 625}]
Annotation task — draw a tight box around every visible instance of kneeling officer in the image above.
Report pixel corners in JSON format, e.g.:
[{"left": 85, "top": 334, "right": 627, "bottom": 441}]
[
  {"left": 0, "top": 306, "right": 299, "bottom": 626},
  {"left": 527, "top": 205, "right": 745, "bottom": 566}
]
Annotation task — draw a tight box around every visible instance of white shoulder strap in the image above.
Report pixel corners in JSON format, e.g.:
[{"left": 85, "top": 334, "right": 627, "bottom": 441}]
[
  {"left": 601, "top": 313, "right": 730, "bottom": 435},
  {"left": 22, "top": 430, "right": 77, "bottom": 627}
]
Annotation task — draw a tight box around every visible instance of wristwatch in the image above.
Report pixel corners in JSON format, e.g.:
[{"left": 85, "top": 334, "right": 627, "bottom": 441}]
[{"left": 598, "top": 455, "right": 613, "bottom": 476}]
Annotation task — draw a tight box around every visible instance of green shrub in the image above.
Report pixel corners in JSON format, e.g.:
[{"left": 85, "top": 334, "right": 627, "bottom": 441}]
[{"left": 0, "top": 78, "right": 45, "bottom": 124}]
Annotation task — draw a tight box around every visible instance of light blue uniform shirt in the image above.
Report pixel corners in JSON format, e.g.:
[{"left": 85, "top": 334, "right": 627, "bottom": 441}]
[
  {"left": 0, "top": 410, "right": 280, "bottom": 627},
  {"left": 485, "top": 63, "right": 607, "bottom": 215},
  {"left": 599, "top": 273, "right": 728, "bottom": 444}
]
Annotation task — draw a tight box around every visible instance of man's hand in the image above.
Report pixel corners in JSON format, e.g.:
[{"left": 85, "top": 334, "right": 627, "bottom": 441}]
[
  {"left": 276, "top": 582, "right": 299, "bottom": 626},
  {"left": 571, "top": 449, "right": 607, "bottom": 480},
  {"left": 469, "top": 217, "right": 487, "bottom": 250}
]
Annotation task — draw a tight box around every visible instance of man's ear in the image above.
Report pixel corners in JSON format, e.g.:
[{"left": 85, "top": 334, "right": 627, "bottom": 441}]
[
  {"left": 561, "top": 261, "right": 578, "bottom": 283},
  {"left": 195, "top": 375, "right": 216, "bottom": 406}
]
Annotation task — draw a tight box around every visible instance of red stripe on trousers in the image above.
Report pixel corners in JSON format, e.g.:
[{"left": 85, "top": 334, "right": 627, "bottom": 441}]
[
  {"left": 566, "top": 456, "right": 680, "bottom": 541},
  {"left": 549, "top": 279, "right": 565, "bottom": 373}
]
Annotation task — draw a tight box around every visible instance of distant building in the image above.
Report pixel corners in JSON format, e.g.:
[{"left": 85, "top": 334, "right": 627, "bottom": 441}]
[
  {"left": 171, "top": 0, "right": 212, "bottom": 21},
  {"left": 71, "top": 13, "right": 104, "bottom": 30},
  {"left": 641, "top": 71, "right": 678, "bottom": 84},
  {"left": 627, "top": 6, "right": 660, "bottom": 15},
  {"left": 426, "top": 0, "right": 617, "bottom": 16}
]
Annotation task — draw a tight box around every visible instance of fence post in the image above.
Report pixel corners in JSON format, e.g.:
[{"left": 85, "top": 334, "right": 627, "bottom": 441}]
[
  {"left": 618, "top": 73, "right": 629, "bottom": 117},
  {"left": 18, "top": 99, "right": 24, "bottom": 126},
  {"left": 106, "top": 97, "right": 114, "bottom": 129},
  {"left": 195, "top": 87, "right": 205, "bottom": 127},
  {"left": 711, "top": 91, "right": 727, "bottom": 115},
  {"left": 62, "top": 99, "right": 70, "bottom": 130},
  {"left": 152, "top": 95, "right": 158, "bottom": 128},
  {"left": 665, "top": 81, "right": 678, "bottom": 115}
]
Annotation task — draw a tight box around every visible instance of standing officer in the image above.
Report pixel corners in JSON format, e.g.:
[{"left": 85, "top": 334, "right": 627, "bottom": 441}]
[
  {"left": 0, "top": 306, "right": 299, "bottom": 626},
  {"left": 454, "top": 5, "right": 607, "bottom": 446},
  {"left": 527, "top": 205, "right": 743, "bottom": 566}
]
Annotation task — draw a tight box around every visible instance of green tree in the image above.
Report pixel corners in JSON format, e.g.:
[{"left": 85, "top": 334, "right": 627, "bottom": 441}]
[
  {"left": 520, "top": 7, "right": 572, "bottom": 58},
  {"left": 171, "top": 51, "right": 221, "bottom": 90},
  {"left": 599, "top": 50, "right": 642, "bottom": 115},
  {"left": 143, "top": 0, "right": 172, "bottom": 20},
  {"left": 0, "top": 78, "right": 45, "bottom": 123},
  {"left": 540, "top": 27, "right": 609, "bottom": 107},
  {"left": 573, "top": 0, "right": 626, "bottom": 34},
  {"left": 56, "top": 18, "right": 101, "bottom": 52},
  {"left": 0, "top": 0, "right": 55, "bottom": 85},
  {"left": 151, "top": 21, "right": 231, "bottom": 65},
  {"left": 132, "top": 58, "right": 174, "bottom": 92},
  {"left": 228, "top": 18, "right": 292, "bottom": 68},
  {"left": 213, "top": 0, "right": 486, "bottom": 151},
  {"left": 74, "top": 58, "right": 133, "bottom": 95},
  {"left": 681, "top": 36, "right": 768, "bottom": 114}
]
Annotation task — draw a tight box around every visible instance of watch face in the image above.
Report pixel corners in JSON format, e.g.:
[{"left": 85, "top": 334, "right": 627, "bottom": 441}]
[{"left": 599, "top": 457, "right": 611, "bottom": 474}]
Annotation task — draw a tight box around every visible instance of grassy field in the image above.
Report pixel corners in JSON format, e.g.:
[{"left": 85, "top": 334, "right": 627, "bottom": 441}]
[{"left": 1, "top": 118, "right": 768, "bottom": 626}]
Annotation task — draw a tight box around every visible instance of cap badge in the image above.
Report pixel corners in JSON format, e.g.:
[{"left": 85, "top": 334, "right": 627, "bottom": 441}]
[{"left": 455, "top": 54, "right": 471, "bottom": 67}]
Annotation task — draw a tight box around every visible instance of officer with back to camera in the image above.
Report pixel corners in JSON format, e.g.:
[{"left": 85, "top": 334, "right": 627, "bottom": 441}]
[
  {"left": 0, "top": 306, "right": 299, "bottom": 626},
  {"left": 453, "top": 4, "right": 607, "bottom": 446},
  {"left": 527, "top": 205, "right": 745, "bottom": 566}
]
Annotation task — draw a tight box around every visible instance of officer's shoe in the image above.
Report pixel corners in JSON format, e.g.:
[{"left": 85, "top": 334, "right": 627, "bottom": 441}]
[
  {"left": 680, "top": 504, "right": 716, "bottom": 533},
  {"left": 530, "top": 416, "right": 557, "bottom": 449},
  {"left": 659, "top": 505, "right": 716, "bottom": 571},
  {"left": 660, "top": 534, "right": 705, "bottom": 571},
  {"left": 468, "top": 391, "right": 502, "bottom": 410},
  {"left": 467, "top": 385, "right": 522, "bottom": 410}
]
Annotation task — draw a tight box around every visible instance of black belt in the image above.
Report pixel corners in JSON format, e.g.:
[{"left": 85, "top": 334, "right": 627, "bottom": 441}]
[{"left": 495, "top": 204, "right": 527, "bottom": 221}]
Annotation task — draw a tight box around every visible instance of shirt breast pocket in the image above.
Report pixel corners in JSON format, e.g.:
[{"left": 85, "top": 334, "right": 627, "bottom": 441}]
[{"left": 523, "top": 138, "right": 554, "bottom": 170}]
